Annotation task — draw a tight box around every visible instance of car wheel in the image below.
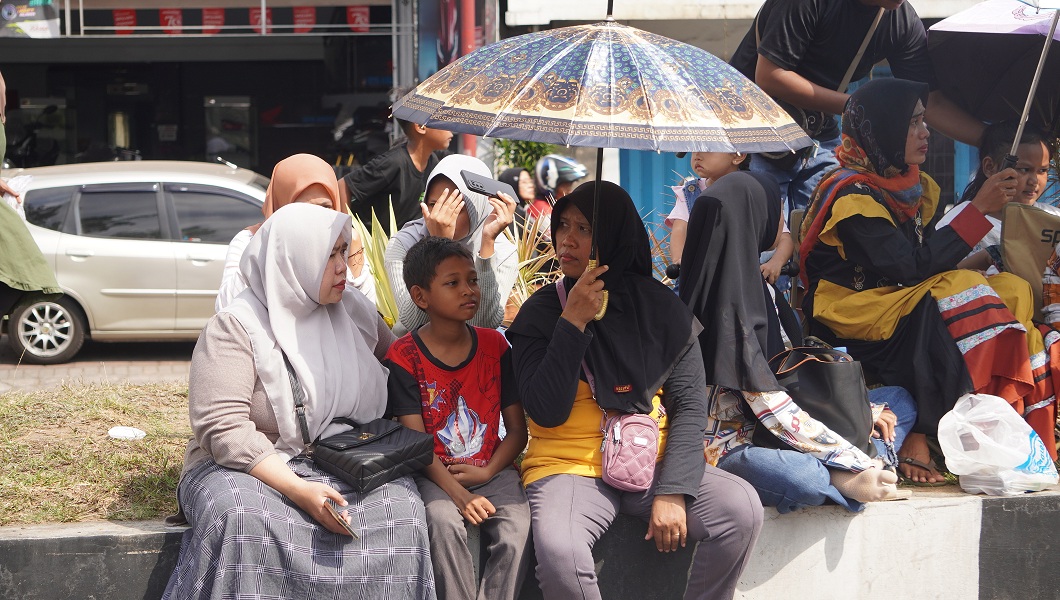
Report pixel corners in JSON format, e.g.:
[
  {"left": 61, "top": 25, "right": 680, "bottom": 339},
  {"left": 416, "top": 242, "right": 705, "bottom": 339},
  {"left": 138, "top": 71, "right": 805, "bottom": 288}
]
[{"left": 7, "top": 296, "right": 86, "bottom": 365}]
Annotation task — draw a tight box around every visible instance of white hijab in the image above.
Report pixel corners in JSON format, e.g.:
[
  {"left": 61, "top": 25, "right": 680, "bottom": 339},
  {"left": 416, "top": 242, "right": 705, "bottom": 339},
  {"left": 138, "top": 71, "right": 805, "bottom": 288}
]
[
  {"left": 223, "top": 203, "right": 389, "bottom": 460},
  {"left": 391, "top": 153, "right": 496, "bottom": 252}
]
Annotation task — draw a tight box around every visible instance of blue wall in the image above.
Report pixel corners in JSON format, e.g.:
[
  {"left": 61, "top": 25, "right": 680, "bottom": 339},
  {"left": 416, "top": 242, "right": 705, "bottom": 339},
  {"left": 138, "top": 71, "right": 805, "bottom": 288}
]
[{"left": 619, "top": 150, "right": 693, "bottom": 228}]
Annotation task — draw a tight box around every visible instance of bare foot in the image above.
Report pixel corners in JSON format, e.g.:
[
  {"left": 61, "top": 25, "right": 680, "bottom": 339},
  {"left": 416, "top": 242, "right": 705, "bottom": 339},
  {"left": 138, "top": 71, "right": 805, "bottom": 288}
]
[{"left": 897, "top": 433, "right": 945, "bottom": 483}]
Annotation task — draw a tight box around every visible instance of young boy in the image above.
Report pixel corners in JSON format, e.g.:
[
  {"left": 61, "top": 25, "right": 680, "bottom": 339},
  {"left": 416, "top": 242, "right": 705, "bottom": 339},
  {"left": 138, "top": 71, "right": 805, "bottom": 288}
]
[{"left": 385, "top": 236, "right": 531, "bottom": 600}]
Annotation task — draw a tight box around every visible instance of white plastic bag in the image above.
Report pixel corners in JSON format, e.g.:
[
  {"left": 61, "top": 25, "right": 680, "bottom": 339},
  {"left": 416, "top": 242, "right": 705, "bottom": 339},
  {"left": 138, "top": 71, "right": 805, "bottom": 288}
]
[{"left": 937, "top": 393, "right": 1058, "bottom": 496}]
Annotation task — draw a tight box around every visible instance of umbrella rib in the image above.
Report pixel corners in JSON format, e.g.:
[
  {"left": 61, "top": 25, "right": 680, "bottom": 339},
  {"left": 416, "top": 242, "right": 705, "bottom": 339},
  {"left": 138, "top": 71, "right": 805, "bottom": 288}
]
[
  {"left": 623, "top": 29, "right": 660, "bottom": 152},
  {"left": 553, "top": 25, "right": 601, "bottom": 148},
  {"left": 454, "top": 26, "right": 595, "bottom": 142}
]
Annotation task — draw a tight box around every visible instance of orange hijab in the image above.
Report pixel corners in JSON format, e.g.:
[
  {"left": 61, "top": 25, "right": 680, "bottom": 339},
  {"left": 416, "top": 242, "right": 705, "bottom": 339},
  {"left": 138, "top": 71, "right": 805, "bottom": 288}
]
[{"left": 262, "top": 154, "right": 342, "bottom": 218}]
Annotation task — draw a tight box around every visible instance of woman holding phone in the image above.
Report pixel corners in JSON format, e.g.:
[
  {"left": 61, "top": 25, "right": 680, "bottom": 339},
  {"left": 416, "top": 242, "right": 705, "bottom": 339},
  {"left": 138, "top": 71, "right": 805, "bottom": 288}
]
[
  {"left": 164, "top": 203, "right": 435, "bottom": 599},
  {"left": 384, "top": 154, "right": 519, "bottom": 332}
]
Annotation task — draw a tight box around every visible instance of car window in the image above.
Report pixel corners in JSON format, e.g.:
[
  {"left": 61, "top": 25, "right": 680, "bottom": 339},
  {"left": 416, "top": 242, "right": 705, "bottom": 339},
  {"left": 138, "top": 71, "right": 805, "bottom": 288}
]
[
  {"left": 23, "top": 185, "right": 77, "bottom": 232},
  {"left": 170, "top": 187, "right": 262, "bottom": 244},
  {"left": 78, "top": 190, "right": 162, "bottom": 239}
]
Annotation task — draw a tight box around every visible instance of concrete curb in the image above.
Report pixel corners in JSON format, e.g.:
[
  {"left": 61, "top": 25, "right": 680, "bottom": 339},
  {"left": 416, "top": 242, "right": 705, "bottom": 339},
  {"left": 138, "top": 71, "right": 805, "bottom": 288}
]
[{"left": 2, "top": 485, "right": 1059, "bottom": 599}]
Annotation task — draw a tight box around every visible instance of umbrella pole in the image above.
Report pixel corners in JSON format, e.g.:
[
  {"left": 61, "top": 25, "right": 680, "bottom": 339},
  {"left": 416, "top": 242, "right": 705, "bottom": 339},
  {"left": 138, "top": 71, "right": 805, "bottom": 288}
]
[
  {"left": 1004, "top": 9, "right": 1059, "bottom": 169},
  {"left": 591, "top": 146, "right": 608, "bottom": 320}
]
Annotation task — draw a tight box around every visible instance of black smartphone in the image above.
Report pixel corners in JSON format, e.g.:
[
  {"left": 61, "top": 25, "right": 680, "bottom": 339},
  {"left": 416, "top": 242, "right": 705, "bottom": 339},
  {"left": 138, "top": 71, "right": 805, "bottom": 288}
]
[
  {"left": 324, "top": 501, "right": 359, "bottom": 538},
  {"left": 461, "top": 169, "right": 517, "bottom": 200}
]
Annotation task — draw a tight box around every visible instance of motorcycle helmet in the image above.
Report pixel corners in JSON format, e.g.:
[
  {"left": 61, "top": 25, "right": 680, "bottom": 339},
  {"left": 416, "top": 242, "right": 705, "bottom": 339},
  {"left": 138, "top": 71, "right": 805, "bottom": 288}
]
[{"left": 535, "top": 154, "right": 588, "bottom": 198}]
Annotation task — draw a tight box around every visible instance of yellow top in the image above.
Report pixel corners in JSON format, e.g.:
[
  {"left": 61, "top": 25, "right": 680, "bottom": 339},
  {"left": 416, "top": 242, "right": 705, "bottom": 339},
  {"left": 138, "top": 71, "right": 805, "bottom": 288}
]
[{"left": 521, "top": 380, "right": 668, "bottom": 488}]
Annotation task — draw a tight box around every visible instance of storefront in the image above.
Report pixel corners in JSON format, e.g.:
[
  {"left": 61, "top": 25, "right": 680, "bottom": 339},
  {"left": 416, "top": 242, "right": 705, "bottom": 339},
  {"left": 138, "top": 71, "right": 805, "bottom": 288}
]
[{"left": 0, "top": 1, "right": 419, "bottom": 174}]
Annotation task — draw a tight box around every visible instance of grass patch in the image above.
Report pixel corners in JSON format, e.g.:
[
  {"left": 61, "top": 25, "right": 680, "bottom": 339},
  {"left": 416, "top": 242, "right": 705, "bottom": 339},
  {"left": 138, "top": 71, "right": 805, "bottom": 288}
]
[{"left": 0, "top": 381, "right": 191, "bottom": 526}]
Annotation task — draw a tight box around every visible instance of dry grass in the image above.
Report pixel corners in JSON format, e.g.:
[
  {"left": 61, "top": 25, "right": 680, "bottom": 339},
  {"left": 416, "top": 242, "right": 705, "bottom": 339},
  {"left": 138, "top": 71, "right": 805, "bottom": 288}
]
[{"left": 0, "top": 381, "right": 191, "bottom": 525}]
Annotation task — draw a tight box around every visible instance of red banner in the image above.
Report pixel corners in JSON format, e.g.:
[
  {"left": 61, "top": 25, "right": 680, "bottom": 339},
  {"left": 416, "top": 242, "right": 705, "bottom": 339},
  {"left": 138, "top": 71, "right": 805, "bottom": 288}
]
[
  {"left": 202, "top": 8, "right": 224, "bottom": 35},
  {"left": 292, "top": 6, "right": 315, "bottom": 34},
  {"left": 159, "top": 8, "right": 182, "bottom": 35},
  {"left": 112, "top": 9, "right": 136, "bottom": 35},
  {"left": 347, "top": 6, "right": 369, "bottom": 32},
  {"left": 249, "top": 7, "right": 273, "bottom": 34}
]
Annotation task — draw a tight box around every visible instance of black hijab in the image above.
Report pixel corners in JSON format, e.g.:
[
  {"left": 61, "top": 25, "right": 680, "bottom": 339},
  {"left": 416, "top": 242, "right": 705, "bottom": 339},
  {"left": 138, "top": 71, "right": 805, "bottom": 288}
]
[
  {"left": 498, "top": 167, "right": 527, "bottom": 197},
  {"left": 841, "top": 78, "right": 929, "bottom": 179},
  {"left": 679, "top": 171, "right": 785, "bottom": 393},
  {"left": 506, "top": 180, "right": 694, "bottom": 414}
]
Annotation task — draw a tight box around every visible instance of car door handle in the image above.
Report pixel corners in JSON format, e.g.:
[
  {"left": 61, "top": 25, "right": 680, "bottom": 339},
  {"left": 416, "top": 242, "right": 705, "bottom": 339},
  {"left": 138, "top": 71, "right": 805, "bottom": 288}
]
[
  {"left": 65, "top": 249, "right": 95, "bottom": 259},
  {"left": 186, "top": 256, "right": 215, "bottom": 266}
]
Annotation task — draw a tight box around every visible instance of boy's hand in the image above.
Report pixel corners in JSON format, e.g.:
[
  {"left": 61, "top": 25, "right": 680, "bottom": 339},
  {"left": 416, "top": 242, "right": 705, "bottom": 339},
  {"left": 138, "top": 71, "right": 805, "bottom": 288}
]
[
  {"left": 458, "top": 493, "right": 496, "bottom": 525},
  {"left": 447, "top": 463, "right": 493, "bottom": 488},
  {"left": 422, "top": 187, "right": 465, "bottom": 239}
]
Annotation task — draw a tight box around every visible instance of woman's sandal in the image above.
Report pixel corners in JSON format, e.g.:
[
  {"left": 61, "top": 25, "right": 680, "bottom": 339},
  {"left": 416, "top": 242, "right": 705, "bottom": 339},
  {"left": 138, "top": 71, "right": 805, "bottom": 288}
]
[{"left": 897, "top": 457, "right": 950, "bottom": 487}]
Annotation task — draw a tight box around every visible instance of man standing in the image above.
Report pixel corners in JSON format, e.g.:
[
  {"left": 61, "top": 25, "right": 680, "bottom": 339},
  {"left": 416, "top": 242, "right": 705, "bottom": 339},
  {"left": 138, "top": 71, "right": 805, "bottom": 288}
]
[
  {"left": 729, "top": 0, "right": 984, "bottom": 214},
  {"left": 340, "top": 117, "right": 453, "bottom": 232}
]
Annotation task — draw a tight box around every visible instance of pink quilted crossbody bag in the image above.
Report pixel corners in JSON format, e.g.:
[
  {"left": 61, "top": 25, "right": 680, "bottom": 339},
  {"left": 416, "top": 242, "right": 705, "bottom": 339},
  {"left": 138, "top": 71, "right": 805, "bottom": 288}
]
[{"left": 556, "top": 280, "right": 662, "bottom": 492}]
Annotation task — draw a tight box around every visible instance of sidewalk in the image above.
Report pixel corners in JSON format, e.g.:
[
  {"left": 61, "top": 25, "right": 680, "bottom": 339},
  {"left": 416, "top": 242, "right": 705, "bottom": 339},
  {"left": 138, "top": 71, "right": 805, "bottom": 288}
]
[{"left": 0, "top": 337, "right": 193, "bottom": 394}]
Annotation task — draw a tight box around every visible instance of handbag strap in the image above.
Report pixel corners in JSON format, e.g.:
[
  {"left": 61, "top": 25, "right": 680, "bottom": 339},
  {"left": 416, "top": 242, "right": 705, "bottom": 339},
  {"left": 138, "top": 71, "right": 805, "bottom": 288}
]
[
  {"left": 281, "top": 351, "right": 313, "bottom": 447},
  {"left": 555, "top": 280, "right": 665, "bottom": 424},
  {"left": 754, "top": 6, "right": 885, "bottom": 94},
  {"left": 555, "top": 279, "right": 597, "bottom": 396}
]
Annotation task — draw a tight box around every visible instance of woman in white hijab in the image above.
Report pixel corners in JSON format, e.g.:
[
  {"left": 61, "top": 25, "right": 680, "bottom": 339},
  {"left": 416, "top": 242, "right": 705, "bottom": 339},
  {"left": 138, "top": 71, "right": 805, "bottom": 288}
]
[
  {"left": 215, "top": 153, "right": 376, "bottom": 312},
  {"left": 385, "top": 154, "right": 518, "bottom": 332},
  {"left": 164, "top": 203, "right": 435, "bottom": 600}
]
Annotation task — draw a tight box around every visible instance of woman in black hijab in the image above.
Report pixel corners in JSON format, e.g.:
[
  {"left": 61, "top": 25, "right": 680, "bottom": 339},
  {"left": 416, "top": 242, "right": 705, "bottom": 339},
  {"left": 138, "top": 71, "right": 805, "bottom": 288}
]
[
  {"left": 505, "top": 181, "right": 762, "bottom": 600},
  {"left": 681, "top": 170, "right": 909, "bottom": 513}
]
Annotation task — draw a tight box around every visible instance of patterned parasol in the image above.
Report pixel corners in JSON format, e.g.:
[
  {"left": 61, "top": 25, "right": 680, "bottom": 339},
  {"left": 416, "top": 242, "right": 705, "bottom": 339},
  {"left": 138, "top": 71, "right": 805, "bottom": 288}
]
[{"left": 392, "top": 17, "right": 812, "bottom": 155}]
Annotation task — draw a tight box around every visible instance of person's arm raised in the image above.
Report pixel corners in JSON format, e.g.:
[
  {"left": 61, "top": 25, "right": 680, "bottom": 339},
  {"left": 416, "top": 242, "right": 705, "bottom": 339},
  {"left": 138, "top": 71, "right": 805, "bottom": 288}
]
[
  {"left": 926, "top": 90, "right": 985, "bottom": 147},
  {"left": 755, "top": 54, "right": 848, "bottom": 116}
]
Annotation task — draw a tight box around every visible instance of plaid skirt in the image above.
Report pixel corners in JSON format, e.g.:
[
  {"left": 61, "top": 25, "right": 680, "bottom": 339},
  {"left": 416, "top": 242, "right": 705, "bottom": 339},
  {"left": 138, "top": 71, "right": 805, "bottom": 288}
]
[{"left": 163, "top": 458, "right": 436, "bottom": 600}]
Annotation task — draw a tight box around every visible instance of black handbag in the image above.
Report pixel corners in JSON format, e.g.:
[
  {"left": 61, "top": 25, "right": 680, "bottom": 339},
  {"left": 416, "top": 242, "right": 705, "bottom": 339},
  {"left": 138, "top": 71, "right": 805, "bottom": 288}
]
[
  {"left": 283, "top": 354, "right": 434, "bottom": 493},
  {"left": 751, "top": 345, "right": 876, "bottom": 457}
]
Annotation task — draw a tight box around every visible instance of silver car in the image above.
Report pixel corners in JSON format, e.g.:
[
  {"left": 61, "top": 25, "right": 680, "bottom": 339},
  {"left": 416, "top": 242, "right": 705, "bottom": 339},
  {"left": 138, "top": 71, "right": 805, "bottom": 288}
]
[{"left": 3, "top": 161, "right": 268, "bottom": 364}]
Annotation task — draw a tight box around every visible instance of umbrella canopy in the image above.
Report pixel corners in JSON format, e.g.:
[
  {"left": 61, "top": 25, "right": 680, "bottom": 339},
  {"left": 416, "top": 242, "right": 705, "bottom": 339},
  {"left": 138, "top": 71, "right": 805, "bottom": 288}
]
[
  {"left": 393, "top": 18, "right": 812, "bottom": 155},
  {"left": 930, "top": 0, "right": 1060, "bottom": 137}
]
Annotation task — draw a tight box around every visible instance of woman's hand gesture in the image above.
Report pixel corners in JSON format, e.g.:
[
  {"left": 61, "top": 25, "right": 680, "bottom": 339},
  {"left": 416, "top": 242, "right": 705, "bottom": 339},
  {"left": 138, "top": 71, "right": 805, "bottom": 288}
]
[
  {"left": 971, "top": 168, "right": 1019, "bottom": 216},
  {"left": 872, "top": 409, "right": 897, "bottom": 442},
  {"left": 561, "top": 264, "right": 609, "bottom": 331},
  {"left": 646, "top": 494, "right": 687, "bottom": 553},
  {"left": 290, "top": 480, "right": 358, "bottom": 537},
  {"left": 481, "top": 192, "right": 517, "bottom": 242},
  {"left": 422, "top": 187, "right": 465, "bottom": 239}
]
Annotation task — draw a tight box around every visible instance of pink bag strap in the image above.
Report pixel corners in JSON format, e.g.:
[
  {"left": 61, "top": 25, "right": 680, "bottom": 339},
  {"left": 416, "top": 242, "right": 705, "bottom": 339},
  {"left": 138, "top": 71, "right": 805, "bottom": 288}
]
[
  {"left": 556, "top": 279, "right": 597, "bottom": 397},
  {"left": 555, "top": 280, "right": 666, "bottom": 423}
]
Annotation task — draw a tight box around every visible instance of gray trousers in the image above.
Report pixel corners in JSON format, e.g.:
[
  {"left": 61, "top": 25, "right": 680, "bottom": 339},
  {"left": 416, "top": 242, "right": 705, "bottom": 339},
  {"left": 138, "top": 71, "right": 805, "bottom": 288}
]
[
  {"left": 415, "top": 466, "right": 531, "bottom": 600},
  {"left": 524, "top": 465, "right": 763, "bottom": 600}
]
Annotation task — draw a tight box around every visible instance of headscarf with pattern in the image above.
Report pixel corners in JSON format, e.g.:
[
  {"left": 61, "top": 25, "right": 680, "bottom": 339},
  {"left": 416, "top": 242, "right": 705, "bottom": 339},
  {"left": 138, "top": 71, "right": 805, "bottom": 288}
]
[{"left": 798, "top": 78, "right": 930, "bottom": 285}]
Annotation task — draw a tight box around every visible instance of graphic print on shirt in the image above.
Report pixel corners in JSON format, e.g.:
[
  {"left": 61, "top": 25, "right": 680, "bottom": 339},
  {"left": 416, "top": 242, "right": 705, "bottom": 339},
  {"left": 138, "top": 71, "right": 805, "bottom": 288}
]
[
  {"left": 436, "top": 395, "right": 488, "bottom": 459},
  {"left": 386, "top": 328, "right": 508, "bottom": 467}
]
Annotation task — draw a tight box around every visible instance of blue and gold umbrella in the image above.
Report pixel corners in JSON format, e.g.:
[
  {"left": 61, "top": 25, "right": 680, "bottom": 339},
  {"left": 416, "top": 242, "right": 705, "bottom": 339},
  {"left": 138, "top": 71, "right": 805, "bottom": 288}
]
[
  {"left": 393, "top": 17, "right": 811, "bottom": 155},
  {"left": 394, "top": 13, "right": 812, "bottom": 318}
]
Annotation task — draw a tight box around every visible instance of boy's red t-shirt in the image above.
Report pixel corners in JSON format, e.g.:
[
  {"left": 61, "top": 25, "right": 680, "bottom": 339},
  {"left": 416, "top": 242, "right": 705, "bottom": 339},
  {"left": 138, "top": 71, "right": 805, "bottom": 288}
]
[{"left": 385, "top": 326, "right": 517, "bottom": 467}]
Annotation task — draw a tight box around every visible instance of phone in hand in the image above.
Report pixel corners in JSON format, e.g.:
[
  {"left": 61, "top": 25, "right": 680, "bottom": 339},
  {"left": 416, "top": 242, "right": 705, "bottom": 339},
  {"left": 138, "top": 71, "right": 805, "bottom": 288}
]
[
  {"left": 324, "top": 501, "right": 359, "bottom": 538},
  {"left": 461, "top": 169, "right": 517, "bottom": 201}
]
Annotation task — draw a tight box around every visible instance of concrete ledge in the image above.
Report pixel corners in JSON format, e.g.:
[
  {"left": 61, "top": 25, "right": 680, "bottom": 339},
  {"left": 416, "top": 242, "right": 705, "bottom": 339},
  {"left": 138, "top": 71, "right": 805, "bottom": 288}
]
[
  {"left": 0, "top": 521, "right": 184, "bottom": 600},
  {"left": 3, "top": 485, "right": 1059, "bottom": 599}
]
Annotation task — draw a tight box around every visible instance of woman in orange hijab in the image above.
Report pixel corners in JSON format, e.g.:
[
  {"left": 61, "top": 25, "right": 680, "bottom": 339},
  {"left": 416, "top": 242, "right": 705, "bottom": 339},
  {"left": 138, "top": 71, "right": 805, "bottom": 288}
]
[{"left": 216, "top": 154, "right": 374, "bottom": 310}]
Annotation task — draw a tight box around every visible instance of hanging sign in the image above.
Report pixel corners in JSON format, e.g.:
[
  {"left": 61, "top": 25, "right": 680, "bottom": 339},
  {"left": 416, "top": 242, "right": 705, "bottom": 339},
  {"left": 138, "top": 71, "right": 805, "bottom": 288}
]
[
  {"left": 293, "top": 6, "right": 315, "bottom": 34},
  {"left": 112, "top": 9, "right": 136, "bottom": 35},
  {"left": 347, "top": 6, "right": 369, "bottom": 32},
  {"left": 202, "top": 8, "right": 224, "bottom": 35}
]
